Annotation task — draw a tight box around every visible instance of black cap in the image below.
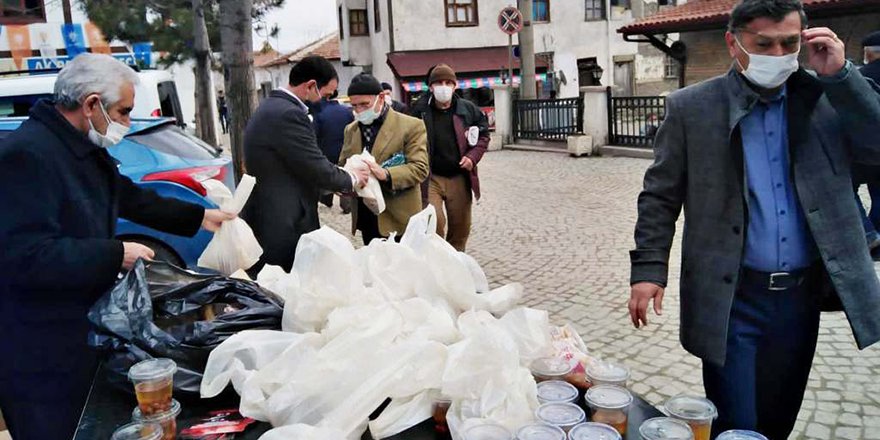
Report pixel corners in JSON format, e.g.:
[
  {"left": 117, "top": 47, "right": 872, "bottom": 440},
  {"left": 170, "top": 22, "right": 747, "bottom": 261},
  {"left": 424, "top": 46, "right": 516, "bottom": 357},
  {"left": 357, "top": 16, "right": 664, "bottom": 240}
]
[
  {"left": 863, "top": 31, "right": 880, "bottom": 47},
  {"left": 347, "top": 73, "right": 383, "bottom": 96},
  {"left": 381, "top": 82, "right": 393, "bottom": 91}
]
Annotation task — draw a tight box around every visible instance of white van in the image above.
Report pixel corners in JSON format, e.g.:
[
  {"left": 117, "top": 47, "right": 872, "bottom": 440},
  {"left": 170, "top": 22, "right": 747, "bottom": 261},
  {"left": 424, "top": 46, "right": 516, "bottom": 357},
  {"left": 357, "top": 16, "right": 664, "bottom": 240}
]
[{"left": 0, "top": 69, "right": 186, "bottom": 127}]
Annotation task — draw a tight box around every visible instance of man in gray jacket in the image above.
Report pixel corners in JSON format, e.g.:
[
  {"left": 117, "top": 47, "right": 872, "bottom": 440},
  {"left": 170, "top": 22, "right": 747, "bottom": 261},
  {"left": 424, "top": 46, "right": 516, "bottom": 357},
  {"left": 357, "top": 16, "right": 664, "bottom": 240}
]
[
  {"left": 629, "top": 1, "right": 880, "bottom": 438},
  {"left": 242, "top": 56, "right": 369, "bottom": 273}
]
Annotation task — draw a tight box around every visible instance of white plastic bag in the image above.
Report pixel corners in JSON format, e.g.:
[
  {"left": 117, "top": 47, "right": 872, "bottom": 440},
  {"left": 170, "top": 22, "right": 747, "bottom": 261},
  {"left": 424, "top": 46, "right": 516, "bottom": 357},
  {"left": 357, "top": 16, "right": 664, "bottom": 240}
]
[
  {"left": 197, "top": 175, "right": 263, "bottom": 275},
  {"left": 442, "top": 311, "right": 539, "bottom": 438},
  {"left": 343, "top": 150, "right": 385, "bottom": 215},
  {"left": 258, "top": 424, "right": 348, "bottom": 440}
]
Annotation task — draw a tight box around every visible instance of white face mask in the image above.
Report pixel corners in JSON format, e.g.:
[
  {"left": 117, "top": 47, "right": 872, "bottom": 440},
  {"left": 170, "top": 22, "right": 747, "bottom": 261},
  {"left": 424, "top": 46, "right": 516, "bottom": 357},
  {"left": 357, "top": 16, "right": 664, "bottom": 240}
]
[
  {"left": 432, "top": 85, "right": 454, "bottom": 103},
  {"left": 735, "top": 37, "right": 800, "bottom": 89},
  {"left": 87, "top": 100, "right": 130, "bottom": 148},
  {"left": 354, "top": 95, "right": 382, "bottom": 125},
  {"left": 384, "top": 94, "right": 393, "bottom": 108}
]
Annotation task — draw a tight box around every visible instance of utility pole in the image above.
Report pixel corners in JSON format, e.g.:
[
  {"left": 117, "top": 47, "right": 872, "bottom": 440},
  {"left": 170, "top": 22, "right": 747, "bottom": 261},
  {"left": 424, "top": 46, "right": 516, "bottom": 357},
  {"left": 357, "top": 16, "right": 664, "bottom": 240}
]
[
  {"left": 62, "top": 0, "right": 72, "bottom": 24},
  {"left": 519, "top": 0, "right": 537, "bottom": 99}
]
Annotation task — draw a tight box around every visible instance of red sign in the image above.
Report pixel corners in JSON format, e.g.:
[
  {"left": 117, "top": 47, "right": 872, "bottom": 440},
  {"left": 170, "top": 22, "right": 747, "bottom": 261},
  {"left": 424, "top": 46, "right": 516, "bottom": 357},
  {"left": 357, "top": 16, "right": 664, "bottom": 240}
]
[{"left": 498, "top": 7, "right": 523, "bottom": 35}]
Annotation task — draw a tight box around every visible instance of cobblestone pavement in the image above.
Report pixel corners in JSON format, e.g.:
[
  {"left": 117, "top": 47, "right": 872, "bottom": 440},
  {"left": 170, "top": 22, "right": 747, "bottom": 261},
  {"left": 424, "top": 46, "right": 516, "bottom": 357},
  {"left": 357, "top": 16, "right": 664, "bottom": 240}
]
[{"left": 318, "top": 150, "right": 880, "bottom": 439}]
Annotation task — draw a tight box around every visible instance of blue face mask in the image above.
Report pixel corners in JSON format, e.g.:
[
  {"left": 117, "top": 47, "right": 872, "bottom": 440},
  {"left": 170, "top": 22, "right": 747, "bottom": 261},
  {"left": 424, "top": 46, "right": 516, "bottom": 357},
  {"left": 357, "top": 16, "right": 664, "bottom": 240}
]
[{"left": 354, "top": 95, "right": 382, "bottom": 125}]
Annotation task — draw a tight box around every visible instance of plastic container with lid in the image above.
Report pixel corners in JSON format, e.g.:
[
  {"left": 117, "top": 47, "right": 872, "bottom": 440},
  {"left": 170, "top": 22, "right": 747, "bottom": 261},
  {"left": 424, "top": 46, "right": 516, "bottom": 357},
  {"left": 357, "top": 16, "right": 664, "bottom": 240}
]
[
  {"left": 583, "top": 385, "right": 632, "bottom": 436},
  {"left": 639, "top": 417, "right": 695, "bottom": 440},
  {"left": 537, "top": 380, "right": 580, "bottom": 404},
  {"left": 535, "top": 402, "right": 586, "bottom": 433},
  {"left": 663, "top": 395, "right": 718, "bottom": 440},
  {"left": 715, "top": 430, "right": 769, "bottom": 440},
  {"left": 567, "top": 422, "right": 623, "bottom": 440},
  {"left": 462, "top": 422, "right": 513, "bottom": 440},
  {"left": 128, "top": 358, "right": 177, "bottom": 417},
  {"left": 530, "top": 357, "right": 575, "bottom": 382},
  {"left": 585, "top": 361, "right": 630, "bottom": 387},
  {"left": 515, "top": 423, "right": 566, "bottom": 440},
  {"left": 110, "top": 421, "right": 163, "bottom": 440},
  {"left": 132, "top": 399, "right": 181, "bottom": 440}
]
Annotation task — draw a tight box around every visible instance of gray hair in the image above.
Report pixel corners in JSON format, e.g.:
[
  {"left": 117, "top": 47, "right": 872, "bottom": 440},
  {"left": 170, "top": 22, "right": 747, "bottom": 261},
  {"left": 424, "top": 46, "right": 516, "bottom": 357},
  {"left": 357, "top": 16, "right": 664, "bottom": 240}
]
[
  {"left": 54, "top": 53, "right": 140, "bottom": 110},
  {"left": 867, "top": 46, "right": 880, "bottom": 54}
]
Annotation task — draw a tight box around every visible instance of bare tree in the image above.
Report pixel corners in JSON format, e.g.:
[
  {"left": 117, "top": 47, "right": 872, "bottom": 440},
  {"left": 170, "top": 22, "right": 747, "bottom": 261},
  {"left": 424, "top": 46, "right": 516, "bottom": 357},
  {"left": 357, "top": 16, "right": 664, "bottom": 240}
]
[
  {"left": 192, "top": 0, "right": 218, "bottom": 147},
  {"left": 218, "top": 0, "right": 257, "bottom": 182}
]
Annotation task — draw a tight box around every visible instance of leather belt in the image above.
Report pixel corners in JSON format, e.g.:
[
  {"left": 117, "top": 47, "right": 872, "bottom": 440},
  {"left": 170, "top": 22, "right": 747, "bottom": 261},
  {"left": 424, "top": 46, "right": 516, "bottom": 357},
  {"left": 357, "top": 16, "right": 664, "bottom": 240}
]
[{"left": 741, "top": 267, "right": 813, "bottom": 291}]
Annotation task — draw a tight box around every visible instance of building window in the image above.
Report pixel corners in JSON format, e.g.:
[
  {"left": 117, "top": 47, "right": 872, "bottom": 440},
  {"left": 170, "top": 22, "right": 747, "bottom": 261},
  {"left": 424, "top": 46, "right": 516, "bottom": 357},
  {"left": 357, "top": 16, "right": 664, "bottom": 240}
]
[
  {"left": 665, "top": 55, "right": 678, "bottom": 78},
  {"left": 610, "top": 0, "right": 630, "bottom": 8},
  {"left": 349, "top": 9, "right": 368, "bottom": 36},
  {"left": 374, "top": 0, "right": 381, "bottom": 32},
  {"left": 584, "top": 0, "right": 605, "bottom": 21},
  {"left": 445, "top": 0, "right": 479, "bottom": 27},
  {"left": 338, "top": 6, "right": 345, "bottom": 39},
  {"left": 533, "top": 0, "right": 550, "bottom": 22},
  {"left": 0, "top": 0, "right": 46, "bottom": 24}
]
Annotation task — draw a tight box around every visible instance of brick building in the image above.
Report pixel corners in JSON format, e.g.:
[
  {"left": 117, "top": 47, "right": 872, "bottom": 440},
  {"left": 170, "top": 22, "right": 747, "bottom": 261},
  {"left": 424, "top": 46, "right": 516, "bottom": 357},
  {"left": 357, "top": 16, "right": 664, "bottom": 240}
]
[{"left": 618, "top": 0, "right": 880, "bottom": 87}]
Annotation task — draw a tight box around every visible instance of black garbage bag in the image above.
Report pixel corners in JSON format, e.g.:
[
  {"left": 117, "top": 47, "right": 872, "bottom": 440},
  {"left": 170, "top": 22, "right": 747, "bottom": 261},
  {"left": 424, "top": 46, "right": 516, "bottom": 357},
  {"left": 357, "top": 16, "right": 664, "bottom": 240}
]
[{"left": 88, "top": 260, "right": 284, "bottom": 394}]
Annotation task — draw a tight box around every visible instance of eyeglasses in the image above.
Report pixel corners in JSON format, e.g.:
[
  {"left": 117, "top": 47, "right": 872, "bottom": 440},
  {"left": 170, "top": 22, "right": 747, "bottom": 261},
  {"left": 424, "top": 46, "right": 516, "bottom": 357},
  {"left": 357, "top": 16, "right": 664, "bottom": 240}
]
[{"left": 734, "top": 28, "right": 802, "bottom": 54}]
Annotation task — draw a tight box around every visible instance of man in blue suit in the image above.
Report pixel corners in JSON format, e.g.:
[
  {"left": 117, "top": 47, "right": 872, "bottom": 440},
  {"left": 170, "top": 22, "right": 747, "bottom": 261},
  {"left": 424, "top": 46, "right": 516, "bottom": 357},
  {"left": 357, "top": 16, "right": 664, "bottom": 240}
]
[
  {"left": 312, "top": 92, "right": 355, "bottom": 212},
  {"left": 851, "top": 30, "right": 880, "bottom": 256}
]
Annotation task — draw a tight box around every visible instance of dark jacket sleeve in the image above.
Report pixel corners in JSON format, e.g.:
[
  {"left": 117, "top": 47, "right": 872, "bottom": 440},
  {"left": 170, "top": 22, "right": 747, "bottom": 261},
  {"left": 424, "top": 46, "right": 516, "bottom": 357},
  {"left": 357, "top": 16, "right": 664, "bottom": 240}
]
[
  {"left": 821, "top": 63, "right": 880, "bottom": 165},
  {"left": 272, "top": 108, "right": 354, "bottom": 193},
  {"left": 462, "top": 101, "right": 490, "bottom": 165},
  {"left": 0, "top": 149, "right": 123, "bottom": 292},
  {"left": 118, "top": 173, "right": 205, "bottom": 237},
  {"left": 630, "top": 95, "right": 687, "bottom": 287}
]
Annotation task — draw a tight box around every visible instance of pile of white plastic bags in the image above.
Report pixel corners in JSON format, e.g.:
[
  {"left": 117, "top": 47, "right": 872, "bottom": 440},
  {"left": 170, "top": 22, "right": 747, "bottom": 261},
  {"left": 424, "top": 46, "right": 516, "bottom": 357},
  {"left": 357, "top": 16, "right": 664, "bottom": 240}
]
[{"left": 200, "top": 207, "right": 567, "bottom": 440}]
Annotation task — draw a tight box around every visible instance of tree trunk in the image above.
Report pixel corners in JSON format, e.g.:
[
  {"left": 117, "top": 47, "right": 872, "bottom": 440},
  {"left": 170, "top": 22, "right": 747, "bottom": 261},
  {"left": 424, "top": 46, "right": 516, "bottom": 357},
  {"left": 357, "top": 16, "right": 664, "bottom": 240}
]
[
  {"left": 218, "top": 0, "right": 257, "bottom": 183},
  {"left": 192, "top": 0, "right": 218, "bottom": 147}
]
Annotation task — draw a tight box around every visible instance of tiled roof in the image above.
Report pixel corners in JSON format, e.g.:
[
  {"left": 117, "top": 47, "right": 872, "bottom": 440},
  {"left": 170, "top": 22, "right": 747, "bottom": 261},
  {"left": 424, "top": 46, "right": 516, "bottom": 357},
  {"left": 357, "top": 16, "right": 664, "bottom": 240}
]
[
  {"left": 619, "top": 0, "right": 880, "bottom": 35},
  {"left": 260, "top": 33, "right": 340, "bottom": 68},
  {"left": 253, "top": 46, "right": 281, "bottom": 69}
]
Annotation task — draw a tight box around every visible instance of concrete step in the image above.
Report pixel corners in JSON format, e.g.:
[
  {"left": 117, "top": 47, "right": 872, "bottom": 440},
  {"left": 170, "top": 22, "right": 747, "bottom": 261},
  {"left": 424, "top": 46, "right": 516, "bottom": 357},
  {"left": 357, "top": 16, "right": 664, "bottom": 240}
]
[
  {"left": 600, "top": 145, "right": 654, "bottom": 159},
  {"left": 503, "top": 144, "right": 569, "bottom": 154}
]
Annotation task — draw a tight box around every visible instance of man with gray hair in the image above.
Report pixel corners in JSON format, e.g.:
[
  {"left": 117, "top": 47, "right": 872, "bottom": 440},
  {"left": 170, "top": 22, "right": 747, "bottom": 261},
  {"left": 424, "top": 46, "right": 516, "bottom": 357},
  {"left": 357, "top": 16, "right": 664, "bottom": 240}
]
[{"left": 0, "top": 53, "right": 235, "bottom": 439}]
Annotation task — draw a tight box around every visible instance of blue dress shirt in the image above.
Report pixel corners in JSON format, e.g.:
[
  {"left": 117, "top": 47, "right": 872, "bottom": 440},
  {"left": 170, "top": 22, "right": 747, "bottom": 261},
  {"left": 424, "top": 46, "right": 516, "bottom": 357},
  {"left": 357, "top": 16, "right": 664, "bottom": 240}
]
[{"left": 741, "top": 86, "right": 815, "bottom": 272}]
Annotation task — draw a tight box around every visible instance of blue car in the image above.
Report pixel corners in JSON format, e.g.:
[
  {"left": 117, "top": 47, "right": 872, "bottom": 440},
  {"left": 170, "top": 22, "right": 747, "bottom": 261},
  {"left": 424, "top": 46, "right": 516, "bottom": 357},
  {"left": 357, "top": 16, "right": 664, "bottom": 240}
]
[{"left": 0, "top": 117, "right": 235, "bottom": 268}]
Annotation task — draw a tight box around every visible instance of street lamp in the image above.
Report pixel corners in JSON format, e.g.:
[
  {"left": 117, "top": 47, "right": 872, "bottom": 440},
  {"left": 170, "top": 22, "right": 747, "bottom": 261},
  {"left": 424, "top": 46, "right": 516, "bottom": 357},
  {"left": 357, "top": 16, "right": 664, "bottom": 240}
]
[{"left": 591, "top": 66, "right": 604, "bottom": 84}]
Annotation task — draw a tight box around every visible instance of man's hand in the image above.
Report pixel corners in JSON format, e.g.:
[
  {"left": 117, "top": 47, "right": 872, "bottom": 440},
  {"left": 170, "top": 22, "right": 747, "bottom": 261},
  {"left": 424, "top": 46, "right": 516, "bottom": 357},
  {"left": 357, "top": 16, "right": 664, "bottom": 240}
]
[
  {"left": 628, "top": 282, "right": 665, "bottom": 328},
  {"left": 459, "top": 156, "right": 474, "bottom": 172},
  {"left": 122, "top": 242, "right": 154, "bottom": 270},
  {"left": 352, "top": 165, "right": 371, "bottom": 188},
  {"left": 803, "top": 27, "right": 846, "bottom": 77},
  {"left": 367, "top": 161, "right": 390, "bottom": 182},
  {"left": 202, "top": 209, "right": 237, "bottom": 232}
]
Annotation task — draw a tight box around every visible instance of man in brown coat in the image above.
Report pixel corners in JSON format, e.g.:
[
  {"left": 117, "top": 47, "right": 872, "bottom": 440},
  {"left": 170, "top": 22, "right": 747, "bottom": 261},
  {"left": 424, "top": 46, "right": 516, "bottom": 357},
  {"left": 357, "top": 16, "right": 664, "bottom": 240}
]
[
  {"left": 339, "top": 73, "right": 429, "bottom": 244},
  {"left": 409, "top": 64, "right": 490, "bottom": 251}
]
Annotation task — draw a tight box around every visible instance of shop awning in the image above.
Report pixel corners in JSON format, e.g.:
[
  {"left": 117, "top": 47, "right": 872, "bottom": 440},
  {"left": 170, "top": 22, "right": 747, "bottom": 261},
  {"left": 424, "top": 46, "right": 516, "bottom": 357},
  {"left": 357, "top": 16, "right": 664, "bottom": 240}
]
[
  {"left": 401, "top": 73, "right": 548, "bottom": 92},
  {"left": 387, "top": 46, "right": 548, "bottom": 80}
]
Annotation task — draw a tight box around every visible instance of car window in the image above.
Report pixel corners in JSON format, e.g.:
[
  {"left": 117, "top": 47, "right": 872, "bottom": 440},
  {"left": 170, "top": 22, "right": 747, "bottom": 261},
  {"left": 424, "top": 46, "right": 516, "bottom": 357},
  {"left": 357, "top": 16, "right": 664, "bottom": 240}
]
[
  {"left": 127, "top": 123, "right": 220, "bottom": 160},
  {"left": 0, "top": 94, "right": 52, "bottom": 117},
  {"left": 157, "top": 81, "right": 185, "bottom": 127}
]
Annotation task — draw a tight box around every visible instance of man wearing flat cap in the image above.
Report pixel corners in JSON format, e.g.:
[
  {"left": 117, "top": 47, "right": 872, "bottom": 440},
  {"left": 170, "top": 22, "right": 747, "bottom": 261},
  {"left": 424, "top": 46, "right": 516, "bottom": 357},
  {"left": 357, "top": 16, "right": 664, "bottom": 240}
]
[
  {"left": 851, "top": 30, "right": 880, "bottom": 257},
  {"left": 410, "top": 64, "right": 490, "bottom": 251},
  {"left": 339, "top": 73, "right": 429, "bottom": 244}
]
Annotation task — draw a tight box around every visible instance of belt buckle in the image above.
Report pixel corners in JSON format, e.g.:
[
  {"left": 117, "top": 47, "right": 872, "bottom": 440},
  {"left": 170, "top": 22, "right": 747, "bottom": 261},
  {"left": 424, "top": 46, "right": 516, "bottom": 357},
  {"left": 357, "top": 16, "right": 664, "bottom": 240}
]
[{"left": 768, "top": 272, "right": 791, "bottom": 291}]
